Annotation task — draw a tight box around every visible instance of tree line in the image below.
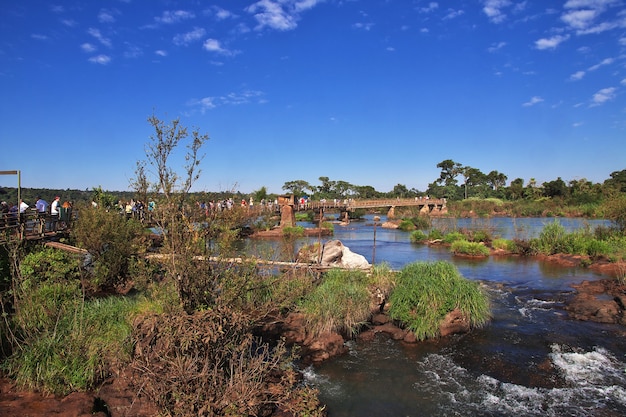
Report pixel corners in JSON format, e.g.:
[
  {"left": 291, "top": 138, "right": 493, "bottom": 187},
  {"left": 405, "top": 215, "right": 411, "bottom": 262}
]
[{"left": 280, "top": 159, "right": 626, "bottom": 204}]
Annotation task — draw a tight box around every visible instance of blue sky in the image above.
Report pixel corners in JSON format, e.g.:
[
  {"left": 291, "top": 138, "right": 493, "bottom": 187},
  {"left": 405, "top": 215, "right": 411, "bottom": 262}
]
[{"left": 1, "top": 0, "right": 625, "bottom": 195}]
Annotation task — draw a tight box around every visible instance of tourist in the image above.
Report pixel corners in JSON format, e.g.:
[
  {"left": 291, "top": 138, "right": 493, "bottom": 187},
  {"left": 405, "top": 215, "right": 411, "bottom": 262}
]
[
  {"left": 49, "top": 196, "right": 61, "bottom": 231},
  {"left": 35, "top": 196, "right": 48, "bottom": 214}
]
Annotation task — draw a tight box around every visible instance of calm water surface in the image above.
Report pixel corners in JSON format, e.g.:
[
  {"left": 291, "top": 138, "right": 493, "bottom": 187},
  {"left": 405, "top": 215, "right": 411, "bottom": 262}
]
[{"left": 273, "top": 216, "right": 626, "bottom": 417}]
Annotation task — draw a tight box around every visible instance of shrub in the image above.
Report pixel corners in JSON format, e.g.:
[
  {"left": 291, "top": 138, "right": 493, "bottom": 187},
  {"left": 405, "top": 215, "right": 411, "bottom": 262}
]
[
  {"left": 388, "top": 261, "right": 490, "bottom": 341},
  {"left": 451, "top": 240, "right": 490, "bottom": 257},
  {"left": 531, "top": 221, "right": 567, "bottom": 255},
  {"left": 299, "top": 269, "right": 371, "bottom": 337},
  {"left": 282, "top": 225, "right": 305, "bottom": 238},
  {"left": 492, "top": 238, "right": 515, "bottom": 252},
  {"left": 410, "top": 230, "right": 428, "bottom": 243},
  {"left": 428, "top": 229, "right": 444, "bottom": 241},
  {"left": 410, "top": 215, "right": 431, "bottom": 229},
  {"left": 398, "top": 219, "right": 416, "bottom": 231},
  {"left": 443, "top": 231, "right": 466, "bottom": 244}
]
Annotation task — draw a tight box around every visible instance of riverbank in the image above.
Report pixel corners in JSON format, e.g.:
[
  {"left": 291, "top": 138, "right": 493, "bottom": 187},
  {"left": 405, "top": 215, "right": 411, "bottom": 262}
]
[{"left": 1, "top": 255, "right": 625, "bottom": 416}]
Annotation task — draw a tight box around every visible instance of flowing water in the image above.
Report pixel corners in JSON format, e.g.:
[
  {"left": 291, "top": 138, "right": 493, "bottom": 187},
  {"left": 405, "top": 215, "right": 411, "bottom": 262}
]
[{"left": 257, "top": 216, "right": 626, "bottom": 417}]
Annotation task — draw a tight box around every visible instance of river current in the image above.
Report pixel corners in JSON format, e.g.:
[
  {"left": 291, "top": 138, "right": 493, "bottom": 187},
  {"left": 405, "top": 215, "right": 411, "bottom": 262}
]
[{"left": 278, "top": 216, "right": 626, "bottom": 417}]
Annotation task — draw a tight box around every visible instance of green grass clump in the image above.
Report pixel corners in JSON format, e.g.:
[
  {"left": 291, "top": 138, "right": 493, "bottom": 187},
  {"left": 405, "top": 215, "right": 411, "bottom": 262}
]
[
  {"left": 427, "top": 229, "right": 444, "bottom": 241},
  {"left": 492, "top": 238, "right": 516, "bottom": 252},
  {"left": 398, "top": 219, "right": 416, "bottom": 231},
  {"left": 282, "top": 225, "right": 305, "bottom": 238},
  {"left": 451, "top": 240, "right": 490, "bottom": 256},
  {"left": 410, "top": 230, "right": 428, "bottom": 243},
  {"left": 443, "top": 231, "right": 466, "bottom": 244},
  {"left": 4, "top": 295, "right": 139, "bottom": 395},
  {"left": 299, "top": 269, "right": 371, "bottom": 337},
  {"left": 388, "top": 261, "right": 490, "bottom": 341}
]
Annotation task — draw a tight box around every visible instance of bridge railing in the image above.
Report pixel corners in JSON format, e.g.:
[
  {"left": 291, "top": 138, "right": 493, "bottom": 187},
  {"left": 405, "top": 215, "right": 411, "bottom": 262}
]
[
  {"left": 0, "top": 209, "right": 73, "bottom": 243},
  {"left": 300, "top": 198, "right": 445, "bottom": 211}
]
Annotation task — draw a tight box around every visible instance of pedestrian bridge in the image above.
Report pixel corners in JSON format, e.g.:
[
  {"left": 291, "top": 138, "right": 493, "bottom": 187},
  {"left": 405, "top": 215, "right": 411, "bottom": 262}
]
[{"left": 299, "top": 197, "right": 446, "bottom": 213}]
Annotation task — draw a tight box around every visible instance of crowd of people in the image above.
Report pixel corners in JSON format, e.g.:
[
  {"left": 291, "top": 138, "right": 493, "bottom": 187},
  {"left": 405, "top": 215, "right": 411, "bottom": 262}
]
[{"left": 0, "top": 196, "right": 73, "bottom": 235}]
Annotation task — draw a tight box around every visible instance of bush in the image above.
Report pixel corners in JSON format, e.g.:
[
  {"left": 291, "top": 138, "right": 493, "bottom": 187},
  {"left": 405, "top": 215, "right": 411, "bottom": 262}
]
[
  {"left": 428, "top": 229, "right": 444, "bottom": 241},
  {"left": 410, "top": 215, "right": 431, "bottom": 229},
  {"left": 443, "top": 231, "right": 466, "bottom": 244},
  {"left": 398, "top": 219, "right": 416, "bottom": 231},
  {"left": 492, "top": 238, "right": 515, "bottom": 252},
  {"left": 282, "top": 225, "right": 305, "bottom": 238},
  {"left": 451, "top": 240, "right": 490, "bottom": 256},
  {"left": 410, "top": 230, "right": 428, "bottom": 243},
  {"left": 388, "top": 261, "right": 490, "bottom": 341},
  {"left": 299, "top": 269, "right": 371, "bottom": 337}
]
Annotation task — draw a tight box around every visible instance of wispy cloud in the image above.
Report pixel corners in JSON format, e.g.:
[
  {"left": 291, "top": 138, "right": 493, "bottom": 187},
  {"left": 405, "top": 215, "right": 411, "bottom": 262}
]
[
  {"left": 188, "top": 90, "right": 265, "bottom": 113},
  {"left": 522, "top": 96, "right": 544, "bottom": 107},
  {"left": 31, "top": 34, "right": 48, "bottom": 41},
  {"left": 207, "top": 6, "right": 237, "bottom": 20},
  {"left": 534, "top": 34, "right": 569, "bottom": 50},
  {"left": 570, "top": 57, "right": 614, "bottom": 81},
  {"left": 155, "top": 10, "right": 195, "bottom": 25},
  {"left": 203, "top": 38, "right": 237, "bottom": 56},
  {"left": 98, "top": 9, "right": 117, "bottom": 24},
  {"left": 245, "top": 0, "right": 323, "bottom": 31},
  {"left": 419, "top": 2, "right": 439, "bottom": 13},
  {"left": 482, "top": 0, "right": 512, "bottom": 24},
  {"left": 590, "top": 86, "right": 616, "bottom": 106},
  {"left": 443, "top": 9, "right": 464, "bottom": 20},
  {"left": 487, "top": 41, "right": 506, "bottom": 52},
  {"left": 561, "top": 0, "right": 622, "bottom": 35},
  {"left": 173, "top": 28, "right": 206, "bottom": 46},
  {"left": 88, "top": 54, "right": 111, "bottom": 65},
  {"left": 155, "top": 50, "right": 167, "bottom": 57},
  {"left": 352, "top": 22, "right": 374, "bottom": 31},
  {"left": 81, "top": 43, "right": 97, "bottom": 53},
  {"left": 88, "top": 28, "right": 112, "bottom": 48}
]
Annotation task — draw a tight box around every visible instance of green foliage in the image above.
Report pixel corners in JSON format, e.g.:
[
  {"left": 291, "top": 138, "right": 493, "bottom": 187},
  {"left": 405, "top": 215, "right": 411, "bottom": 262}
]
[
  {"left": 299, "top": 269, "right": 371, "bottom": 337},
  {"left": 71, "top": 207, "right": 147, "bottom": 291},
  {"left": 4, "top": 295, "right": 138, "bottom": 395},
  {"left": 282, "top": 225, "right": 305, "bottom": 238},
  {"left": 410, "top": 230, "right": 428, "bottom": 243},
  {"left": 492, "top": 238, "right": 516, "bottom": 252},
  {"left": 388, "top": 261, "right": 490, "bottom": 341},
  {"left": 295, "top": 211, "right": 314, "bottom": 222},
  {"left": 603, "top": 196, "right": 626, "bottom": 232},
  {"left": 443, "top": 231, "right": 466, "bottom": 244},
  {"left": 428, "top": 229, "right": 444, "bottom": 241},
  {"left": 451, "top": 240, "right": 490, "bottom": 256},
  {"left": 398, "top": 219, "right": 416, "bottom": 231},
  {"left": 410, "top": 215, "right": 431, "bottom": 230}
]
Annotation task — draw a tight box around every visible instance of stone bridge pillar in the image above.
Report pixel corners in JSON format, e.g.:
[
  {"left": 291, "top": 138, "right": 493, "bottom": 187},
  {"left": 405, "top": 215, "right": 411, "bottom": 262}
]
[
  {"left": 280, "top": 204, "right": 296, "bottom": 228},
  {"left": 387, "top": 206, "right": 396, "bottom": 219}
]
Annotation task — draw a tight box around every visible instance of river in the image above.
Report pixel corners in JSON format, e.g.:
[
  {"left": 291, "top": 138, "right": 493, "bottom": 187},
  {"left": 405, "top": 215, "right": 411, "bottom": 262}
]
[{"left": 277, "top": 216, "right": 626, "bottom": 417}]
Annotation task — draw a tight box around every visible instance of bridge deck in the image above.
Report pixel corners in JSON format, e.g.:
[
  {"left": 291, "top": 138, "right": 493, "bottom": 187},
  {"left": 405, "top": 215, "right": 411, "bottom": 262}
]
[{"left": 302, "top": 197, "right": 445, "bottom": 211}]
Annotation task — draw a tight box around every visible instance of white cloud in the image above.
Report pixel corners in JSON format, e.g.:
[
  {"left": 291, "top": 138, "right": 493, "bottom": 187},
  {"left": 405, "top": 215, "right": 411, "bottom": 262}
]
[
  {"left": 588, "top": 57, "right": 614, "bottom": 71},
  {"left": 572, "top": 121, "right": 584, "bottom": 127},
  {"left": 419, "top": 2, "right": 439, "bottom": 13},
  {"left": 353, "top": 22, "right": 374, "bottom": 31},
  {"left": 620, "top": 37, "right": 626, "bottom": 46},
  {"left": 203, "top": 38, "right": 236, "bottom": 56},
  {"left": 534, "top": 34, "right": 570, "bottom": 50},
  {"left": 188, "top": 90, "right": 265, "bottom": 113},
  {"left": 88, "top": 28, "right": 112, "bottom": 48},
  {"left": 81, "top": 43, "right": 97, "bottom": 53},
  {"left": 155, "top": 50, "right": 167, "bottom": 57},
  {"left": 621, "top": 78, "right": 626, "bottom": 86},
  {"left": 246, "top": 0, "right": 323, "bottom": 31},
  {"left": 31, "top": 34, "right": 48, "bottom": 41},
  {"left": 562, "top": 0, "right": 622, "bottom": 34},
  {"left": 522, "top": 96, "right": 544, "bottom": 107},
  {"left": 88, "top": 54, "right": 111, "bottom": 65},
  {"left": 570, "top": 70, "right": 585, "bottom": 80},
  {"left": 173, "top": 28, "right": 206, "bottom": 46},
  {"left": 61, "top": 19, "right": 76, "bottom": 27},
  {"left": 98, "top": 9, "right": 116, "bottom": 24},
  {"left": 590, "top": 87, "right": 616, "bottom": 106},
  {"left": 443, "top": 9, "right": 464, "bottom": 20},
  {"left": 487, "top": 41, "right": 506, "bottom": 52},
  {"left": 155, "top": 10, "right": 195, "bottom": 25},
  {"left": 482, "top": 0, "right": 512, "bottom": 24}
]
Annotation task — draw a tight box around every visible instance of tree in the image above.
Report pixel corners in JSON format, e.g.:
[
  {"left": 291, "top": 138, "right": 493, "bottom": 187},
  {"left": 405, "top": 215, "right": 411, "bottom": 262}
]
[
  {"left": 604, "top": 169, "right": 626, "bottom": 194},
  {"left": 390, "top": 183, "right": 409, "bottom": 198},
  {"left": 282, "top": 180, "right": 312, "bottom": 197},
  {"left": 508, "top": 178, "right": 524, "bottom": 200},
  {"left": 543, "top": 177, "right": 568, "bottom": 198},
  {"left": 436, "top": 159, "right": 462, "bottom": 187},
  {"left": 253, "top": 186, "right": 268, "bottom": 203},
  {"left": 486, "top": 170, "right": 508, "bottom": 192}
]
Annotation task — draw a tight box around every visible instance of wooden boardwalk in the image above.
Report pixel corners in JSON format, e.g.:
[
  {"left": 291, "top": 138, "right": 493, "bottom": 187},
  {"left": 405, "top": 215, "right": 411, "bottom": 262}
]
[{"left": 300, "top": 197, "right": 446, "bottom": 212}]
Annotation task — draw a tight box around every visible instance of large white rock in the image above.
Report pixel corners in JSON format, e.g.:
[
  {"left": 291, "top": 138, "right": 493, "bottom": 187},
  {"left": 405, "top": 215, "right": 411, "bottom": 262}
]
[{"left": 321, "top": 239, "right": 370, "bottom": 269}]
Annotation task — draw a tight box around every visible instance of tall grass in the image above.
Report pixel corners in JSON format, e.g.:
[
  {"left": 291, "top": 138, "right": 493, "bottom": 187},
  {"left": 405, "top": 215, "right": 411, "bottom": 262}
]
[
  {"left": 4, "top": 295, "right": 139, "bottom": 395},
  {"left": 299, "top": 269, "right": 371, "bottom": 337},
  {"left": 450, "top": 240, "right": 490, "bottom": 256},
  {"left": 388, "top": 261, "right": 490, "bottom": 341}
]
